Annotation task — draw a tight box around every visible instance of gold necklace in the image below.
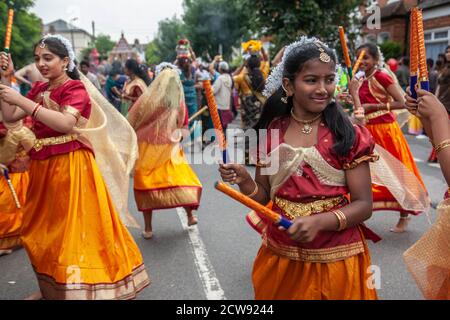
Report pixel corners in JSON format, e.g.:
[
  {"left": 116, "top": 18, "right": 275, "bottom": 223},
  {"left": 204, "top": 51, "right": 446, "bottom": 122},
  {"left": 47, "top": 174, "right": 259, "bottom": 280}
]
[
  {"left": 290, "top": 110, "right": 322, "bottom": 135},
  {"left": 47, "top": 77, "right": 70, "bottom": 91}
]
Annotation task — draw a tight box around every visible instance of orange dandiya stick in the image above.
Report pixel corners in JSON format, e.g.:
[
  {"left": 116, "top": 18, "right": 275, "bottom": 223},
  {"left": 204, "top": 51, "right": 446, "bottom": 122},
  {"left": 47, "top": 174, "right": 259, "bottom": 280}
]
[
  {"left": 409, "top": 8, "right": 419, "bottom": 98},
  {"left": 215, "top": 181, "right": 292, "bottom": 229},
  {"left": 416, "top": 8, "right": 429, "bottom": 91},
  {"left": 203, "top": 80, "right": 228, "bottom": 163},
  {"left": 4, "top": 9, "right": 14, "bottom": 51},
  {"left": 339, "top": 26, "right": 353, "bottom": 79},
  {"left": 352, "top": 49, "right": 365, "bottom": 76}
]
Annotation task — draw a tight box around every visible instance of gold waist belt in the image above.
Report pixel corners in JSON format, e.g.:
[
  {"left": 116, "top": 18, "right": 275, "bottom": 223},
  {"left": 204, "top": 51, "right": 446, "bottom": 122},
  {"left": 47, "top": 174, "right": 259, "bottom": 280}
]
[
  {"left": 33, "top": 134, "right": 79, "bottom": 152},
  {"left": 365, "top": 110, "right": 390, "bottom": 121},
  {"left": 274, "top": 196, "right": 346, "bottom": 220}
]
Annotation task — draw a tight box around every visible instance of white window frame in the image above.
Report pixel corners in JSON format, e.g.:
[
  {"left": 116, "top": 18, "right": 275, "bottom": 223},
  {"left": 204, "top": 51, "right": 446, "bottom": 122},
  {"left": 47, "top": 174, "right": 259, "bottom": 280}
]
[{"left": 424, "top": 27, "right": 450, "bottom": 45}]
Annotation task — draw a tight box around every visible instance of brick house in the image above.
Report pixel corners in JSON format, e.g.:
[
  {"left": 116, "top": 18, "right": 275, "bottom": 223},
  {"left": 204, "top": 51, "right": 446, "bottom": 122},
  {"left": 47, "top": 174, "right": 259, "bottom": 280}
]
[{"left": 362, "top": 0, "right": 450, "bottom": 61}]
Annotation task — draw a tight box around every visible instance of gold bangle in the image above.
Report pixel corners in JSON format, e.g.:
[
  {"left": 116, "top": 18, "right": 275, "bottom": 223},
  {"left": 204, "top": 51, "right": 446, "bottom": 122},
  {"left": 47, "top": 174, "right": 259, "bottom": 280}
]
[
  {"left": 332, "top": 209, "right": 347, "bottom": 231},
  {"left": 244, "top": 180, "right": 259, "bottom": 198},
  {"left": 435, "top": 139, "right": 450, "bottom": 154}
]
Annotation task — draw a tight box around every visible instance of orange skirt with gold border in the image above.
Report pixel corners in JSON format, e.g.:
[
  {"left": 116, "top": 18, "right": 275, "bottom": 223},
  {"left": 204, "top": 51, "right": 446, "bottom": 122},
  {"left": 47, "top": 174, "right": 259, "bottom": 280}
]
[
  {"left": 0, "top": 171, "right": 28, "bottom": 250},
  {"left": 21, "top": 149, "right": 150, "bottom": 299},
  {"left": 133, "top": 142, "right": 202, "bottom": 211}
]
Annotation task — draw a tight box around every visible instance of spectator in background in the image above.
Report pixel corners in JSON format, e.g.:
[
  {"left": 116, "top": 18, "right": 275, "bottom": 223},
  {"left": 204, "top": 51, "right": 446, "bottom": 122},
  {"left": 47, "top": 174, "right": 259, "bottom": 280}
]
[
  {"left": 105, "top": 70, "right": 122, "bottom": 111},
  {"left": 427, "top": 58, "right": 438, "bottom": 94},
  {"left": 120, "top": 59, "right": 150, "bottom": 115},
  {"left": 395, "top": 57, "right": 409, "bottom": 91},
  {"left": 435, "top": 53, "right": 446, "bottom": 74},
  {"left": 212, "top": 61, "right": 234, "bottom": 130},
  {"left": 80, "top": 60, "right": 101, "bottom": 90}
]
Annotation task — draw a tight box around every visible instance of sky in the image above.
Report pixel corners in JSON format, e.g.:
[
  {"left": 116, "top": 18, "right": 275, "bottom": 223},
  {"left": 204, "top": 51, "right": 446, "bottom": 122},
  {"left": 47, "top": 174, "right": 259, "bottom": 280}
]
[{"left": 31, "top": 0, "right": 184, "bottom": 44}]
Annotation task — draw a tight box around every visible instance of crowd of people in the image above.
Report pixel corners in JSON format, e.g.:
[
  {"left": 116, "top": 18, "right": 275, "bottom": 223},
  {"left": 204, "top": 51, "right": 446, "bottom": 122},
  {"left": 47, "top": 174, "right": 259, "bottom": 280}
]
[{"left": 0, "top": 29, "right": 449, "bottom": 301}]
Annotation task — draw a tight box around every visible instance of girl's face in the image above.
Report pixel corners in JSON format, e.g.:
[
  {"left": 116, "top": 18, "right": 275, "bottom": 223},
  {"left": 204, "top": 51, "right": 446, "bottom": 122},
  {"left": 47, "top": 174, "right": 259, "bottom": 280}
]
[
  {"left": 357, "top": 48, "right": 378, "bottom": 73},
  {"left": 445, "top": 47, "right": 450, "bottom": 63},
  {"left": 34, "top": 47, "right": 69, "bottom": 79},
  {"left": 284, "top": 58, "right": 336, "bottom": 114}
]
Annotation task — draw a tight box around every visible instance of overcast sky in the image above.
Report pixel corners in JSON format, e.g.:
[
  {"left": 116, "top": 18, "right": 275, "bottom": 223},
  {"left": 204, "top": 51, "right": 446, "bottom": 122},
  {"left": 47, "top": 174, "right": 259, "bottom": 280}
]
[{"left": 31, "top": 0, "right": 184, "bottom": 44}]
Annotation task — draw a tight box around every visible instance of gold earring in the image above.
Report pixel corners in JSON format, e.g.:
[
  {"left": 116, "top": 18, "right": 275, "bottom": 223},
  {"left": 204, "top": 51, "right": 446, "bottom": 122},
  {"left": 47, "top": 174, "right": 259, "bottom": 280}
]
[{"left": 281, "top": 85, "right": 289, "bottom": 104}]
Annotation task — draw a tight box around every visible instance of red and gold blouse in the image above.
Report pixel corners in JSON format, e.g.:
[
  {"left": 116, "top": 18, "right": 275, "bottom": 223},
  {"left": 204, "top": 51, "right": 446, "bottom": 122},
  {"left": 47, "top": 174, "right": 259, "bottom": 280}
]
[
  {"left": 249, "top": 116, "right": 380, "bottom": 263},
  {"left": 27, "top": 80, "right": 93, "bottom": 160},
  {"left": 359, "top": 70, "right": 396, "bottom": 125}
]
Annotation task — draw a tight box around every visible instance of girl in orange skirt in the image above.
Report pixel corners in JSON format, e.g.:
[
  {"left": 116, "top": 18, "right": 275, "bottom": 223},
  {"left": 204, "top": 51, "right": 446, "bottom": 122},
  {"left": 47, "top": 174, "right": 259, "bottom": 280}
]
[
  {"left": 0, "top": 35, "right": 149, "bottom": 300},
  {"left": 128, "top": 63, "right": 202, "bottom": 240},
  {"left": 0, "top": 118, "right": 33, "bottom": 256},
  {"left": 220, "top": 38, "right": 379, "bottom": 300},
  {"left": 354, "top": 43, "right": 426, "bottom": 233}
]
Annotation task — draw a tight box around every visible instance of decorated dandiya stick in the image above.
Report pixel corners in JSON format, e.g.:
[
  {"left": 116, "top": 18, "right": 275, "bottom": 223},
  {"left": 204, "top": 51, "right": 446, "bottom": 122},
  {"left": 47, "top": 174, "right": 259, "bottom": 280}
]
[
  {"left": 416, "top": 9, "right": 429, "bottom": 92},
  {"left": 2, "top": 9, "right": 14, "bottom": 71},
  {"left": 215, "top": 181, "right": 292, "bottom": 229},
  {"left": 339, "top": 26, "right": 353, "bottom": 79},
  {"left": 352, "top": 49, "right": 365, "bottom": 76},
  {"left": 203, "top": 80, "right": 228, "bottom": 163},
  {"left": 188, "top": 106, "right": 208, "bottom": 123},
  {"left": 409, "top": 8, "right": 419, "bottom": 99},
  {"left": 2, "top": 168, "right": 21, "bottom": 209}
]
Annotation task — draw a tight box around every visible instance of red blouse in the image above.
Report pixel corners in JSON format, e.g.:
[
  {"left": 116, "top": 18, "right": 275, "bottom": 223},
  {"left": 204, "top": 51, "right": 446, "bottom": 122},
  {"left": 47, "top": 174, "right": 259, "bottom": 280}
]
[
  {"left": 27, "top": 80, "right": 92, "bottom": 160},
  {"left": 262, "top": 116, "right": 379, "bottom": 250},
  {"left": 359, "top": 70, "right": 396, "bottom": 125}
]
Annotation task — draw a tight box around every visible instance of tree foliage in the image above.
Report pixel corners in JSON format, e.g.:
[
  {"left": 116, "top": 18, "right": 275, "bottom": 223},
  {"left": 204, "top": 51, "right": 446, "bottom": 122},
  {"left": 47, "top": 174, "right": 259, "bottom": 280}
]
[
  {"left": 0, "top": 0, "right": 42, "bottom": 68},
  {"left": 149, "top": 16, "right": 186, "bottom": 63},
  {"left": 379, "top": 40, "right": 403, "bottom": 60},
  {"left": 182, "top": 0, "right": 250, "bottom": 61},
  {"left": 95, "top": 34, "right": 115, "bottom": 59},
  {"left": 239, "top": 0, "right": 363, "bottom": 60}
]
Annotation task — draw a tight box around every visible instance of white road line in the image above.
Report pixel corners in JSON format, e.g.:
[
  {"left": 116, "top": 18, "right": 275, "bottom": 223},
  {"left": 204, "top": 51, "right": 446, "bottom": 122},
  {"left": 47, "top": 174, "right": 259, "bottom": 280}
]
[
  {"left": 413, "top": 157, "right": 424, "bottom": 163},
  {"left": 428, "top": 163, "right": 441, "bottom": 169},
  {"left": 176, "top": 208, "right": 226, "bottom": 300}
]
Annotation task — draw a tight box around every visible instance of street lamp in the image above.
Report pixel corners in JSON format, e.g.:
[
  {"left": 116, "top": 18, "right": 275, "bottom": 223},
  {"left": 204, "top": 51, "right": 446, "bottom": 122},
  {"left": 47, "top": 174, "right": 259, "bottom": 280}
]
[{"left": 69, "top": 17, "right": 78, "bottom": 51}]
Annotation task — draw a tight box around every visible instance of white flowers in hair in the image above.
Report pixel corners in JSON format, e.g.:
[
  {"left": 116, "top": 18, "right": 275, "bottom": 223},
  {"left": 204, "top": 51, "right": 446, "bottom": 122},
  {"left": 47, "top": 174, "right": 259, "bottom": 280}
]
[
  {"left": 263, "top": 36, "right": 339, "bottom": 98},
  {"left": 155, "top": 62, "right": 181, "bottom": 77},
  {"left": 41, "top": 34, "right": 76, "bottom": 72},
  {"left": 377, "top": 45, "right": 386, "bottom": 69}
]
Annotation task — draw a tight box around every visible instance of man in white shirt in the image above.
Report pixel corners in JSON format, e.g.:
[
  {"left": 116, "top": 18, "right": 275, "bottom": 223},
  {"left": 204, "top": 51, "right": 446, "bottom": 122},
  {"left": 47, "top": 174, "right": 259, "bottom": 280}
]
[
  {"left": 80, "top": 60, "right": 101, "bottom": 91},
  {"left": 212, "top": 61, "right": 234, "bottom": 130}
]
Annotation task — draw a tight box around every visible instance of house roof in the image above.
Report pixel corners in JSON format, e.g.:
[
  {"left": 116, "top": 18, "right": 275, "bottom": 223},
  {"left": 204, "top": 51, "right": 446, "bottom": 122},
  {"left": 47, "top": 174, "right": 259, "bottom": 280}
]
[
  {"left": 362, "top": 1, "right": 407, "bottom": 23},
  {"left": 44, "top": 19, "right": 92, "bottom": 37},
  {"left": 419, "top": 0, "right": 450, "bottom": 9},
  {"left": 111, "top": 33, "right": 133, "bottom": 54}
]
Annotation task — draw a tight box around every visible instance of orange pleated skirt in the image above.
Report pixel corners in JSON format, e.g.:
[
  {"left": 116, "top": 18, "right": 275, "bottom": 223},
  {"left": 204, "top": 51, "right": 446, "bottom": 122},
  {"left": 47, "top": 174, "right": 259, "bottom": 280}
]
[
  {"left": 20, "top": 149, "right": 150, "bottom": 300},
  {"left": 366, "top": 121, "right": 425, "bottom": 214},
  {"left": 252, "top": 244, "right": 378, "bottom": 300},
  {"left": 134, "top": 142, "right": 202, "bottom": 211},
  {"left": 0, "top": 171, "right": 28, "bottom": 250}
]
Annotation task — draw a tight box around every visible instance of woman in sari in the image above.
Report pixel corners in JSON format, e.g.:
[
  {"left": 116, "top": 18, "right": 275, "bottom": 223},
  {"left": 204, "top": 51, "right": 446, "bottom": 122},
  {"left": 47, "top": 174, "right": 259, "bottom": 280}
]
[
  {"left": 128, "top": 64, "right": 202, "bottom": 240},
  {"left": 354, "top": 43, "right": 426, "bottom": 233},
  {"left": 220, "top": 38, "right": 379, "bottom": 300},
  {"left": 0, "top": 35, "right": 149, "bottom": 300},
  {"left": 121, "top": 59, "right": 149, "bottom": 116}
]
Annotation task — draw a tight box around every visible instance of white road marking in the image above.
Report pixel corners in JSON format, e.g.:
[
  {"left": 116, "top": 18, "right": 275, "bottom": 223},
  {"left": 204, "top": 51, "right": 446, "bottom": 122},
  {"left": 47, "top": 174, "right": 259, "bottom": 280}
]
[
  {"left": 413, "top": 157, "right": 424, "bottom": 163},
  {"left": 428, "top": 163, "right": 441, "bottom": 169},
  {"left": 176, "top": 208, "right": 226, "bottom": 300}
]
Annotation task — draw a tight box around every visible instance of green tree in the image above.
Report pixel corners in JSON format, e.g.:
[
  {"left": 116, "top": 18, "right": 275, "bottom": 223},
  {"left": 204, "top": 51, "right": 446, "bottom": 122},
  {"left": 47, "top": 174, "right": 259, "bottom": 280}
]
[
  {"left": 95, "top": 34, "right": 115, "bottom": 59},
  {"left": 379, "top": 40, "right": 403, "bottom": 60},
  {"left": 145, "top": 41, "right": 160, "bottom": 65},
  {"left": 240, "top": 0, "right": 363, "bottom": 60},
  {"left": 0, "top": 0, "right": 42, "bottom": 68},
  {"left": 152, "top": 16, "right": 187, "bottom": 63},
  {"left": 182, "top": 0, "right": 250, "bottom": 61}
]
